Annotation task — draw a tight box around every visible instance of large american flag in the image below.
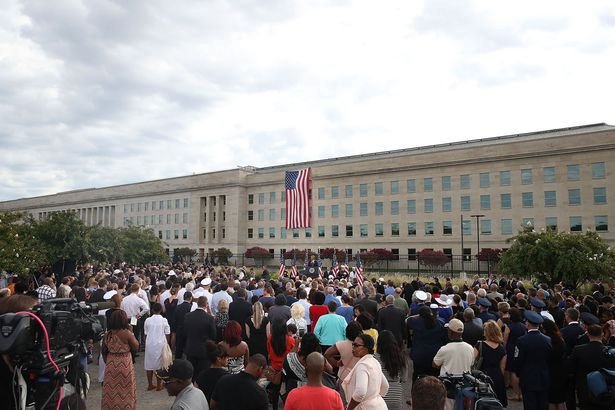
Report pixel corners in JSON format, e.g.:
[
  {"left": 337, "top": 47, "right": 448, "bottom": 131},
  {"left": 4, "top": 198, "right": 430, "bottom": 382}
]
[
  {"left": 291, "top": 252, "right": 298, "bottom": 279},
  {"left": 285, "top": 168, "right": 311, "bottom": 229},
  {"left": 278, "top": 252, "right": 286, "bottom": 278},
  {"left": 332, "top": 252, "right": 339, "bottom": 276},
  {"left": 355, "top": 252, "right": 364, "bottom": 288}
]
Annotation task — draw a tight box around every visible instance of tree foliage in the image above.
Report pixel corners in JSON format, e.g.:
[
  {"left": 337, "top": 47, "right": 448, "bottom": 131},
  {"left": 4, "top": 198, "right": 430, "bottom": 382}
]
[
  {"left": 211, "top": 247, "right": 233, "bottom": 264},
  {"left": 319, "top": 248, "right": 347, "bottom": 262},
  {"left": 173, "top": 247, "right": 197, "bottom": 263},
  {"left": 0, "top": 212, "right": 47, "bottom": 276},
  {"left": 418, "top": 249, "right": 450, "bottom": 268},
  {"left": 478, "top": 248, "right": 502, "bottom": 262},
  {"left": 498, "top": 230, "right": 615, "bottom": 287},
  {"left": 245, "top": 247, "right": 272, "bottom": 259}
]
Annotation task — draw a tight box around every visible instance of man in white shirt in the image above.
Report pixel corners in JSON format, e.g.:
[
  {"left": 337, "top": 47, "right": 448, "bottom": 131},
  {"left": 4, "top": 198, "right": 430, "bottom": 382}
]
[
  {"left": 211, "top": 280, "right": 233, "bottom": 315},
  {"left": 136, "top": 279, "right": 150, "bottom": 310},
  {"left": 192, "top": 278, "right": 212, "bottom": 308},
  {"left": 177, "top": 282, "right": 194, "bottom": 304},
  {"left": 121, "top": 283, "right": 150, "bottom": 321}
]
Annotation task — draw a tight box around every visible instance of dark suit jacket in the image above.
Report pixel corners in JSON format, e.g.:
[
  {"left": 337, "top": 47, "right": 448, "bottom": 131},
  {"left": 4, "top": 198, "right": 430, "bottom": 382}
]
[
  {"left": 561, "top": 323, "right": 585, "bottom": 355},
  {"left": 462, "top": 318, "right": 484, "bottom": 347},
  {"left": 377, "top": 305, "right": 406, "bottom": 345},
  {"left": 174, "top": 301, "right": 193, "bottom": 336},
  {"left": 229, "top": 298, "right": 253, "bottom": 337},
  {"left": 89, "top": 288, "right": 106, "bottom": 303},
  {"left": 569, "top": 341, "right": 615, "bottom": 407},
  {"left": 515, "top": 330, "right": 552, "bottom": 391},
  {"left": 356, "top": 298, "right": 379, "bottom": 324},
  {"left": 184, "top": 308, "right": 216, "bottom": 359}
]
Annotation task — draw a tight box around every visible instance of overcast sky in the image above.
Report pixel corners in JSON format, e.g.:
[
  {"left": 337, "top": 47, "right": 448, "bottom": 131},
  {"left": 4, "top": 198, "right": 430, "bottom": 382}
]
[{"left": 1, "top": 1, "right": 614, "bottom": 202}]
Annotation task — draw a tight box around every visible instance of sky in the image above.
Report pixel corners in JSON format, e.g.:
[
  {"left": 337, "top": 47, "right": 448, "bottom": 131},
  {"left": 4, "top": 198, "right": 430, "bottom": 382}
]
[{"left": 1, "top": 0, "right": 615, "bottom": 202}]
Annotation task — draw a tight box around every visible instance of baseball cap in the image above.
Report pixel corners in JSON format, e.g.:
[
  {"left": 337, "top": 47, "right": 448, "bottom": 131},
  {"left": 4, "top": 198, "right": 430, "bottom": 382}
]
[{"left": 445, "top": 318, "right": 464, "bottom": 333}]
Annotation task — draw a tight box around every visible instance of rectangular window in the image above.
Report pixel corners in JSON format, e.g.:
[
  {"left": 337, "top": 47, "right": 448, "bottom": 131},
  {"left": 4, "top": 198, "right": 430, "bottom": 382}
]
[
  {"left": 137, "top": 203, "right": 141, "bottom": 212},
  {"left": 130, "top": 203, "right": 134, "bottom": 212},
  {"left": 522, "top": 192, "right": 534, "bottom": 208},
  {"left": 174, "top": 230, "right": 179, "bottom": 239},
  {"left": 391, "top": 223, "right": 400, "bottom": 236},
  {"left": 460, "top": 174, "right": 471, "bottom": 189},
  {"left": 269, "top": 209, "right": 276, "bottom": 221},
  {"left": 595, "top": 215, "right": 608, "bottom": 232},
  {"left": 543, "top": 167, "right": 555, "bottom": 183},
  {"left": 160, "top": 200, "right": 164, "bottom": 210},
  {"left": 270, "top": 192, "right": 276, "bottom": 203},
  {"left": 592, "top": 162, "right": 606, "bottom": 179},
  {"left": 480, "top": 219, "right": 492, "bottom": 235},
  {"left": 318, "top": 206, "right": 325, "bottom": 218},
  {"left": 424, "top": 221, "right": 434, "bottom": 235},
  {"left": 258, "top": 228, "right": 264, "bottom": 239},
  {"left": 248, "top": 228, "right": 253, "bottom": 239},
  {"left": 546, "top": 217, "right": 558, "bottom": 232},
  {"left": 331, "top": 205, "right": 339, "bottom": 218},
  {"left": 406, "top": 179, "right": 416, "bottom": 193},
  {"left": 375, "top": 223, "right": 384, "bottom": 237},
  {"left": 158, "top": 230, "right": 163, "bottom": 239},
  {"left": 461, "top": 196, "right": 471, "bottom": 211},
  {"left": 345, "top": 185, "right": 353, "bottom": 198},
  {"left": 293, "top": 229, "right": 299, "bottom": 238},
  {"left": 567, "top": 164, "right": 580, "bottom": 181},
  {"left": 408, "top": 248, "right": 417, "bottom": 261},
  {"left": 184, "top": 198, "right": 189, "bottom": 208},
  {"left": 248, "top": 194, "right": 254, "bottom": 205},
  {"left": 570, "top": 216, "right": 582, "bottom": 232},
  {"left": 258, "top": 209, "right": 264, "bottom": 221},
  {"left": 331, "top": 186, "right": 339, "bottom": 198},
  {"left": 281, "top": 191, "right": 286, "bottom": 202},
  {"left": 500, "top": 170, "right": 511, "bottom": 186},
  {"left": 463, "top": 219, "right": 471, "bottom": 235},
  {"left": 522, "top": 218, "right": 534, "bottom": 229},
  {"left": 521, "top": 169, "right": 533, "bottom": 185},
  {"left": 258, "top": 193, "right": 265, "bottom": 204},
  {"left": 375, "top": 202, "right": 384, "bottom": 216},
  {"left": 407, "top": 222, "right": 416, "bottom": 236},
  {"left": 167, "top": 214, "right": 172, "bottom": 224},
  {"left": 391, "top": 201, "right": 399, "bottom": 215},
  {"left": 501, "top": 219, "right": 513, "bottom": 235},
  {"left": 442, "top": 197, "right": 452, "bottom": 212},
  {"left": 424, "top": 198, "right": 433, "bottom": 213},
  {"left": 331, "top": 225, "right": 339, "bottom": 237},
  {"left": 501, "top": 193, "right": 511, "bottom": 209},
  {"left": 269, "top": 227, "right": 275, "bottom": 238},
  {"left": 165, "top": 230, "right": 171, "bottom": 240},
  {"left": 305, "top": 228, "right": 312, "bottom": 238},
  {"left": 152, "top": 201, "right": 156, "bottom": 211},
  {"left": 318, "top": 187, "right": 325, "bottom": 200},
  {"left": 175, "top": 199, "right": 180, "bottom": 209},
  {"left": 443, "top": 221, "right": 452, "bottom": 235},
  {"left": 375, "top": 182, "right": 383, "bottom": 195},
  {"left": 137, "top": 216, "right": 142, "bottom": 225},
  {"left": 318, "top": 226, "right": 325, "bottom": 238},
  {"left": 480, "top": 194, "right": 490, "bottom": 210},
  {"left": 359, "top": 184, "right": 368, "bottom": 197},
  {"left": 593, "top": 187, "right": 607, "bottom": 205},
  {"left": 167, "top": 199, "right": 173, "bottom": 209},
  {"left": 280, "top": 228, "right": 287, "bottom": 239},
  {"left": 346, "top": 224, "right": 353, "bottom": 237},
  {"left": 144, "top": 202, "right": 149, "bottom": 211},
  {"left": 182, "top": 229, "right": 188, "bottom": 239},
  {"left": 345, "top": 204, "right": 353, "bottom": 217},
  {"left": 159, "top": 215, "right": 164, "bottom": 224},
  {"left": 423, "top": 177, "right": 433, "bottom": 192},
  {"left": 360, "top": 224, "right": 368, "bottom": 237},
  {"left": 390, "top": 181, "right": 399, "bottom": 194},
  {"left": 442, "top": 176, "right": 451, "bottom": 191},
  {"left": 479, "top": 172, "right": 490, "bottom": 188},
  {"left": 360, "top": 202, "right": 368, "bottom": 216},
  {"left": 545, "top": 190, "right": 557, "bottom": 207},
  {"left": 568, "top": 189, "right": 581, "bottom": 206},
  {"left": 124, "top": 204, "right": 128, "bottom": 213},
  {"left": 248, "top": 210, "right": 254, "bottom": 221},
  {"left": 407, "top": 200, "right": 416, "bottom": 214},
  {"left": 183, "top": 213, "right": 188, "bottom": 223}
]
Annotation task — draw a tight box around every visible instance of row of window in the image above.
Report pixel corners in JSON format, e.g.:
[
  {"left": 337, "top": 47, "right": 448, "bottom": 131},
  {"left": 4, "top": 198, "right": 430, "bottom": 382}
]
[
  {"left": 157, "top": 229, "right": 189, "bottom": 240},
  {"left": 247, "top": 216, "right": 609, "bottom": 239},
  {"left": 248, "top": 163, "right": 607, "bottom": 205},
  {"left": 247, "top": 188, "right": 607, "bottom": 221},
  {"left": 123, "top": 213, "right": 189, "bottom": 226},
  {"left": 124, "top": 198, "right": 189, "bottom": 213}
]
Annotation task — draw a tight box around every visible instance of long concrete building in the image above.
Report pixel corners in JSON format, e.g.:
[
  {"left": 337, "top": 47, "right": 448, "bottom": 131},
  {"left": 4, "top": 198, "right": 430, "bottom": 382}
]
[{"left": 1, "top": 123, "right": 613, "bottom": 263}]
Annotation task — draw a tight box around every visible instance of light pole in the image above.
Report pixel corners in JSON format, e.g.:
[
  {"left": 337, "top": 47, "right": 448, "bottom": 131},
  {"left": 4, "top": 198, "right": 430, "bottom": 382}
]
[
  {"left": 460, "top": 214, "right": 465, "bottom": 273},
  {"left": 471, "top": 214, "right": 485, "bottom": 277}
]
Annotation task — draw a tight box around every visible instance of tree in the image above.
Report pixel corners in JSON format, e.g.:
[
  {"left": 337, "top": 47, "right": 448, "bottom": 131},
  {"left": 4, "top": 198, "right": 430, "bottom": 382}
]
[
  {"left": 174, "top": 247, "right": 197, "bottom": 263},
  {"left": 0, "top": 212, "right": 47, "bottom": 277},
  {"left": 87, "top": 225, "right": 122, "bottom": 264},
  {"left": 418, "top": 249, "right": 449, "bottom": 270},
  {"left": 117, "top": 225, "right": 169, "bottom": 265},
  {"left": 211, "top": 247, "right": 233, "bottom": 265},
  {"left": 245, "top": 247, "right": 272, "bottom": 265},
  {"left": 498, "top": 230, "right": 615, "bottom": 288},
  {"left": 478, "top": 248, "right": 502, "bottom": 262},
  {"left": 319, "top": 248, "right": 347, "bottom": 262}
]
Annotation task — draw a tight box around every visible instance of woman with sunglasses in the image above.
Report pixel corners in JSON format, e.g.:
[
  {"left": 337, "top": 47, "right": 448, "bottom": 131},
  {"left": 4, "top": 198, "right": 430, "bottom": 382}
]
[{"left": 342, "top": 333, "right": 389, "bottom": 410}]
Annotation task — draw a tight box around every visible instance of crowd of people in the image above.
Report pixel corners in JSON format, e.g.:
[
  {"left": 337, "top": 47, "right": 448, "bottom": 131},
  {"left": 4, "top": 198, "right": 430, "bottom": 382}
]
[{"left": 0, "top": 264, "right": 614, "bottom": 410}]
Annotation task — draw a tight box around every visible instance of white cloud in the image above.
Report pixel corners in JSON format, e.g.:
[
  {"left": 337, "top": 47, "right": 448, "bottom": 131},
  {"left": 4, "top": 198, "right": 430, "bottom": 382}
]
[{"left": 0, "top": 0, "right": 614, "bottom": 201}]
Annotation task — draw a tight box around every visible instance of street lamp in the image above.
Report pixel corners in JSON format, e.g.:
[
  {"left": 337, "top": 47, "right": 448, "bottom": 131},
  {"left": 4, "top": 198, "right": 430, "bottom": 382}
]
[{"left": 471, "top": 214, "right": 485, "bottom": 276}]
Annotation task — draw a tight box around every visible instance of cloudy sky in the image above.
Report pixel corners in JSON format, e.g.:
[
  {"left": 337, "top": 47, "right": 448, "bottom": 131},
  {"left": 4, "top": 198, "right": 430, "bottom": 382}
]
[{"left": 1, "top": 1, "right": 614, "bottom": 201}]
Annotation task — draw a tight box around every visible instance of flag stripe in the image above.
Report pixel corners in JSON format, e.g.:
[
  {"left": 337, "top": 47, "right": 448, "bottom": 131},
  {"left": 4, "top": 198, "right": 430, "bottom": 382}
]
[{"left": 285, "top": 168, "right": 311, "bottom": 229}]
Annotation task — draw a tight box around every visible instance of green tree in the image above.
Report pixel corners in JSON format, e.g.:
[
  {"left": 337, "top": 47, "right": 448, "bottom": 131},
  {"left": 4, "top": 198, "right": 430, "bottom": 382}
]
[
  {"left": 498, "top": 230, "right": 615, "bottom": 288},
  {"left": 245, "top": 247, "right": 272, "bottom": 265},
  {"left": 117, "top": 225, "right": 169, "bottom": 265},
  {"left": 0, "top": 212, "right": 47, "bottom": 277},
  {"left": 87, "top": 225, "right": 122, "bottom": 264},
  {"left": 174, "top": 247, "right": 197, "bottom": 262},
  {"left": 211, "top": 247, "right": 233, "bottom": 265}
]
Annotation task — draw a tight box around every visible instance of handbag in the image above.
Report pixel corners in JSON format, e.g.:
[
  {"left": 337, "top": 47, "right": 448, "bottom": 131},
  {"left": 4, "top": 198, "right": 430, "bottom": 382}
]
[
  {"left": 160, "top": 340, "right": 173, "bottom": 370},
  {"left": 472, "top": 341, "right": 483, "bottom": 372}
]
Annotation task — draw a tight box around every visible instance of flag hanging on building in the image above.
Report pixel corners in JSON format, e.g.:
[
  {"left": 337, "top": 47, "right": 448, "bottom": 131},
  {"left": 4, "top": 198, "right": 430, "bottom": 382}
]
[
  {"left": 332, "top": 251, "right": 339, "bottom": 276},
  {"left": 278, "top": 252, "right": 286, "bottom": 278},
  {"left": 317, "top": 250, "right": 323, "bottom": 278},
  {"left": 285, "top": 168, "right": 311, "bottom": 229},
  {"left": 355, "top": 252, "right": 364, "bottom": 288},
  {"left": 291, "top": 253, "right": 298, "bottom": 279}
]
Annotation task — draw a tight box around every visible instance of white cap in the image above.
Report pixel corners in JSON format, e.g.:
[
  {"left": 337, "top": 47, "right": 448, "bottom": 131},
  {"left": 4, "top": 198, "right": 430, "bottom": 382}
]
[
  {"left": 103, "top": 290, "right": 117, "bottom": 300},
  {"left": 113, "top": 269, "right": 121, "bottom": 274},
  {"left": 201, "top": 277, "right": 212, "bottom": 286},
  {"left": 540, "top": 311, "right": 555, "bottom": 322},
  {"left": 168, "top": 270, "right": 176, "bottom": 276},
  {"left": 415, "top": 290, "right": 428, "bottom": 302}
]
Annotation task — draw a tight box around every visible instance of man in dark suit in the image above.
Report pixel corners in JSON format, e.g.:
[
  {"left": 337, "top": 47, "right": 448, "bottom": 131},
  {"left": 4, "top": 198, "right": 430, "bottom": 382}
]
[
  {"left": 229, "top": 288, "right": 253, "bottom": 340},
  {"left": 173, "top": 291, "right": 193, "bottom": 359},
  {"left": 184, "top": 295, "right": 216, "bottom": 380},
  {"left": 377, "top": 295, "right": 406, "bottom": 346},
  {"left": 560, "top": 307, "right": 584, "bottom": 410},
  {"left": 461, "top": 308, "right": 483, "bottom": 347},
  {"left": 514, "top": 310, "right": 552, "bottom": 410},
  {"left": 569, "top": 324, "right": 615, "bottom": 409}
]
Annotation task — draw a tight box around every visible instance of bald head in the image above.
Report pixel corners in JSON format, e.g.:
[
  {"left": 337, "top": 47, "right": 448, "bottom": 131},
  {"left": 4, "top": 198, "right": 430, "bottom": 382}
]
[{"left": 305, "top": 352, "right": 325, "bottom": 379}]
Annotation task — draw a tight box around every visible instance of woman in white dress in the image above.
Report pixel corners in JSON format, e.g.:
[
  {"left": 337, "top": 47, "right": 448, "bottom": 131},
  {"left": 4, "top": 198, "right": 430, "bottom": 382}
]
[{"left": 144, "top": 302, "right": 170, "bottom": 391}]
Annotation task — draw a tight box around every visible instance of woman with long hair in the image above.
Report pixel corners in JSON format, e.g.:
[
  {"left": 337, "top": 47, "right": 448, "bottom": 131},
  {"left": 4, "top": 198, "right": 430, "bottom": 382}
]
[
  {"left": 219, "top": 320, "right": 249, "bottom": 374},
  {"left": 407, "top": 305, "right": 446, "bottom": 381},
  {"left": 143, "top": 302, "right": 170, "bottom": 391},
  {"left": 194, "top": 341, "right": 229, "bottom": 403},
  {"left": 542, "top": 319, "right": 567, "bottom": 410},
  {"left": 474, "top": 320, "right": 507, "bottom": 407},
  {"left": 246, "top": 301, "right": 269, "bottom": 360},
  {"left": 267, "top": 319, "right": 296, "bottom": 410},
  {"left": 283, "top": 333, "right": 333, "bottom": 395},
  {"left": 375, "top": 330, "right": 407, "bottom": 410}
]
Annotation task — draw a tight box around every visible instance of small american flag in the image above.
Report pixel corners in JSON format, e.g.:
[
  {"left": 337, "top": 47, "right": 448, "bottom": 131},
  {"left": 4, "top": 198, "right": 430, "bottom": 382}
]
[
  {"left": 355, "top": 252, "right": 364, "bottom": 288},
  {"left": 332, "top": 252, "right": 339, "bottom": 276},
  {"left": 278, "top": 252, "right": 286, "bottom": 278},
  {"left": 291, "top": 253, "right": 298, "bottom": 279},
  {"left": 317, "top": 251, "right": 323, "bottom": 278},
  {"left": 285, "top": 168, "right": 311, "bottom": 229}
]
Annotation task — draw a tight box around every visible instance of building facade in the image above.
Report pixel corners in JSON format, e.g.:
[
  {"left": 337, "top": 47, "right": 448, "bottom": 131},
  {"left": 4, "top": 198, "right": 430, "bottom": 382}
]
[{"left": 1, "top": 123, "right": 613, "bottom": 263}]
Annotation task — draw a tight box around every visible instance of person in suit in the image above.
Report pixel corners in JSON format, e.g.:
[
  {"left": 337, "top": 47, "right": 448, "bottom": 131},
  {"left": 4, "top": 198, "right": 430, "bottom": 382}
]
[
  {"left": 560, "top": 307, "right": 584, "bottom": 410},
  {"left": 514, "top": 310, "right": 552, "bottom": 410},
  {"left": 184, "top": 295, "right": 217, "bottom": 380},
  {"left": 229, "top": 288, "right": 254, "bottom": 340},
  {"left": 173, "top": 291, "right": 193, "bottom": 359},
  {"left": 461, "top": 308, "right": 484, "bottom": 347},
  {"left": 568, "top": 324, "right": 615, "bottom": 409},
  {"left": 377, "top": 295, "right": 406, "bottom": 346},
  {"left": 477, "top": 298, "right": 498, "bottom": 323}
]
